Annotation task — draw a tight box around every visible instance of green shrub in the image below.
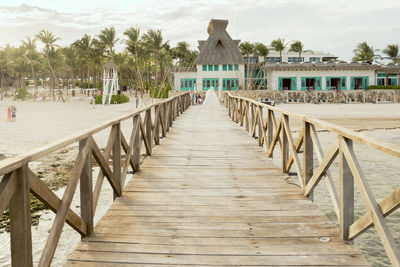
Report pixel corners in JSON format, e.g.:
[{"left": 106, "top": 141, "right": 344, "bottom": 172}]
[
  {"left": 25, "top": 80, "right": 30, "bottom": 86},
  {"left": 92, "top": 93, "right": 130, "bottom": 104},
  {"left": 366, "top": 85, "right": 400, "bottom": 90},
  {"left": 14, "top": 88, "right": 29, "bottom": 100}
]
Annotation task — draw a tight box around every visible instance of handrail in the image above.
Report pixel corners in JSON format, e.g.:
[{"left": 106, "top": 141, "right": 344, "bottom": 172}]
[
  {"left": 0, "top": 92, "right": 191, "bottom": 267},
  {"left": 224, "top": 91, "right": 400, "bottom": 266}
]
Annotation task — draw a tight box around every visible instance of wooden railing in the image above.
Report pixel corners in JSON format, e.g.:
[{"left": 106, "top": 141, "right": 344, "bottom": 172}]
[
  {"left": 0, "top": 92, "right": 191, "bottom": 267},
  {"left": 224, "top": 92, "right": 400, "bottom": 266}
]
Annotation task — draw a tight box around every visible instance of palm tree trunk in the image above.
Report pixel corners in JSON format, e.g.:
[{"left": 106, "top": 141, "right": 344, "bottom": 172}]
[
  {"left": 134, "top": 48, "right": 145, "bottom": 94},
  {"left": 31, "top": 63, "right": 37, "bottom": 97},
  {"left": 0, "top": 69, "right": 4, "bottom": 100},
  {"left": 87, "top": 63, "right": 90, "bottom": 89},
  {"left": 247, "top": 54, "right": 251, "bottom": 90}
]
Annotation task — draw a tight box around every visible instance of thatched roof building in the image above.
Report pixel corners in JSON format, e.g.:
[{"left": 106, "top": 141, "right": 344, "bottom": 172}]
[{"left": 195, "top": 19, "right": 244, "bottom": 65}]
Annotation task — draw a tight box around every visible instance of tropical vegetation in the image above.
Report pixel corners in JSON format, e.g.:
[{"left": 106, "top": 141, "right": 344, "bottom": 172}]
[{"left": 0, "top": 26, "right": 198, "bottom": 100}]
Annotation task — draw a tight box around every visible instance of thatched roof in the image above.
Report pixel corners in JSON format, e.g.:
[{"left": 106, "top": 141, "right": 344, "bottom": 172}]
[
  {"left": 262, "top": 61, "right": 400, "bottom": 72},
  {"left": 195, "top": 19, "right": 244, "bottom": 65},
  {"left": 102, "top": 59, "right": 119, "bottom": 70}
]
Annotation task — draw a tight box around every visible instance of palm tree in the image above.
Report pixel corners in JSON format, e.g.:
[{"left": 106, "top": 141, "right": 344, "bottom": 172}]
[
  {"left": 62, "top": 45, "right": 77, "bottom": 90},
  {"left": 289, "top": 40, "right": 304, "bottom": 62},
  {"left": 142, "top": 29, "right": 169, "bottom": 92},
  {"left": 124, "top": 27, "right": 145, "bottom": 94},
  {"left": 352, "top": 42, "right": 380, "bottom": 64},
  {"left": 253, "top": 42, "right": 269, "bottom": 89},
  {"left": 238, "top": 42, "right": 255, "bottom": 89},
  {"left": 21, "top": 37, "right": 39, "bottom": 95},
  {"left": 254, "top": 42, "right": 269, "bottom": 63},
  {"left": 172, "top": 41, "right": 190, "bottom": 66},
  {"left": 74, "top": 34, "right": 93, "bottom": 88},
  {"left": 36, "top": 29, "right": 60, "bottom": 95},
  {"left": 98, "top": 26, "right": 119, "bottom": 62},
  {"left": 91, "top": 38, "right": 106, "bottom": 89},
  {"left": 270, "top": 38, "right": 288, "bottom": 62},
  {"left": 383, "top": 44, "right": 399, "bottom": 64}
]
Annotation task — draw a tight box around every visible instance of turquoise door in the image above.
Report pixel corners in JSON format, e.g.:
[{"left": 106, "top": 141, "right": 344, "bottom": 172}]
[
  {"left": 326, "top": 78, "right": 331, "bottom": 90},
  {"left": 291, "top": 78, "right": 297, "bottom": 90},
  {"left": 301, "top": 78, "right": 306, "bottom": 91},
  {"left": 202, "top": 78, "right": 219, "bottom": 90},
  {"left": 315, "top": 77, "right": 322, "bottom": 90},
  {"left": 222, "top": 78, "right": 239, "bottom": 90},
  {"left": 340, "top": 78, "right": 346, "bottom": 90},
  {"left": 180, "top": 79, "right": 196, "bottom": 91},
  {"left": 350, "top": 77, "right": 355, "bottom": 90}
]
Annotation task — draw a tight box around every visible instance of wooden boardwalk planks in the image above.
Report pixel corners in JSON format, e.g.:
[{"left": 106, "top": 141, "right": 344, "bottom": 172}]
[{"left": 67, "top": 103, "right": 369, "bottom": 266}]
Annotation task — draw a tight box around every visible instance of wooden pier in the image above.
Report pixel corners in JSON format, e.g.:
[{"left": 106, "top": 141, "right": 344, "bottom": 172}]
[
  {"left": 2, "top": 91, "right": 400, "bottom": 266},
  {"left": 67, "top": 102, "right": 368, "bottom": 266}
]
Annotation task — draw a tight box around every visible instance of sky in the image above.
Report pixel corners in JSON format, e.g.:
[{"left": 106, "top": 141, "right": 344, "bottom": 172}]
[{"left": 0, "top": 0, "right": 399, "bottom": 61}]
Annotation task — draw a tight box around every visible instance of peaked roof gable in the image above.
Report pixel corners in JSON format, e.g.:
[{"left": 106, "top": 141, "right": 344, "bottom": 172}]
[{"left": 195, "top": 19, "right": 244, "bottom": 65}]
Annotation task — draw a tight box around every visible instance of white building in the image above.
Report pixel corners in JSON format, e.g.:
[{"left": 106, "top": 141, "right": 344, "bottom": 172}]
[
  {"left": 263, "top": 62, "right": 400, "bottom": 91},
  {"left": 245, "top": 48, "right": 337, "bottom": 64},
  {"left": 173, "top": 19, "right": 245, "bottom": 91}
]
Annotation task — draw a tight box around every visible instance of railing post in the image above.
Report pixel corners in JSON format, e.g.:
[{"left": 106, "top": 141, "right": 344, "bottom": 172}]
[
  {"left": 258, "top": 106, "right": 263, "bottom": 147},
  {"left": 266, "top": 110, "right": 273, "bottom": 150},
  {"left": 10, "top": 164, "right": 33, "bottom": 267},
  {"left": 281, "top": 115, "right": 289, "bottom": 173},
  {"left": 133, "top": 115, "right": 141, "bottom": 171},
  {"left": 235, "top": 99, "right": 239, "bottom": 123},
  {"left": 112, "top": 123, "right": 121, "bottom": 199},
  {"left": 251, "top": 104, "right": 255, "bottom": 136},
  {"left": 79, "top": 138, "right": 93, "bottom": 237},
  {"left": 145, "top": 109, "right": 152, "bottom": 155},
  {"left": 154, "top": 105, "right": 160, "bottom": 145},
  {"left": 227, "top": 96, "right": 231, "bottom": 117},
  {"left": 245, "top": 101, "right": 249, "bottom": 132},
  {"left": 165, "top": 102, "right": 170, "bottom": 133},
  {"left": 339, "top": 136, "right": 354, "bottom": 241},
  {"left": 163, "top": 103, "right": 168, "bottom": 134},
  {"left": 303, "top": 121, "right": 313, "bottom": 198}
]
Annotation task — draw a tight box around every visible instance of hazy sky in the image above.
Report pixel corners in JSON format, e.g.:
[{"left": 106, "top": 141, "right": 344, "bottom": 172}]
[{"left": 0, "top": 0, "right": 399, "bottom": 61}]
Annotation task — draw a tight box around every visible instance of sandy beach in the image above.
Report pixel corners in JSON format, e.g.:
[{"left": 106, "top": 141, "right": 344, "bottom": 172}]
[{"left": 0, "top": 98, "right": 400, "bottom": 266}]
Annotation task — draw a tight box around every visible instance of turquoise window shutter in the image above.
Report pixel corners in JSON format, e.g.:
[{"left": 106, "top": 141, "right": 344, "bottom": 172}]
[
  {"left": 365, "top": 77, "right": 369, "bottom": 88},
  {"left": 278, "top": 78, "right": 282, "bottom": 91},
  {"left": 202, "top": 65, "right": 207, "bottom": 71},
  {"left": 316, "top": 77, "right": 322, "bottom": 90},
  {"left": 214, "top": 65, "right": 219, "bottom": 71},
  {"left": 326, "top": 78, "right": 331, "bottom": 90},
  {"left": 301, "top": 78, "right": 306, "bottom": 91},
  {"left": 292, "top": 78, "right": 297, "bottom": 90},
  {"left": 341, "top": 78, "right": 346, "bottom": 90},
  {"left": 350, "top": 77, "right": 355, "bottom": 90}
]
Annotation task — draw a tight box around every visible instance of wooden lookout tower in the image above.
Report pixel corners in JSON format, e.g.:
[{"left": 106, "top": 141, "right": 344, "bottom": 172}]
[{"left": 102, "top": 59, "right": 119, "bottom": 105}]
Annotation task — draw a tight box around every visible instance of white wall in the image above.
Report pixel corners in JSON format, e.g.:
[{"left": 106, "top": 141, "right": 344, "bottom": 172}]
[
  {"left": 173, "top": 64, "right": 245, "bottom": 91},
  {"left": 268, "top": 69, "right": 376, "bottom": 90},
  {"left": 173, "top": 72, "right": 197, "bottom": 91}
]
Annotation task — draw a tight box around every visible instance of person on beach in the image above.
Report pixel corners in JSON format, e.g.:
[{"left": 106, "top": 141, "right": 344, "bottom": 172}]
[
  {"left": 7, "top": 106, "right": 11, "bottom": 122},
  {"left": 92, "top": 92, "right": 97, "bottom": 109},
  {"left": 11, "top": 106, "right": 16, "bottom": 122}
]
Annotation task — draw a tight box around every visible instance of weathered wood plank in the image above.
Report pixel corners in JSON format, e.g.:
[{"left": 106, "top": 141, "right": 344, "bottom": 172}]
[
  {"left": 67, "top": 99, "right": 367, "bottom": 266},
  {"left": 9, "top": 165, "right": 32, "bottom": 267}
]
